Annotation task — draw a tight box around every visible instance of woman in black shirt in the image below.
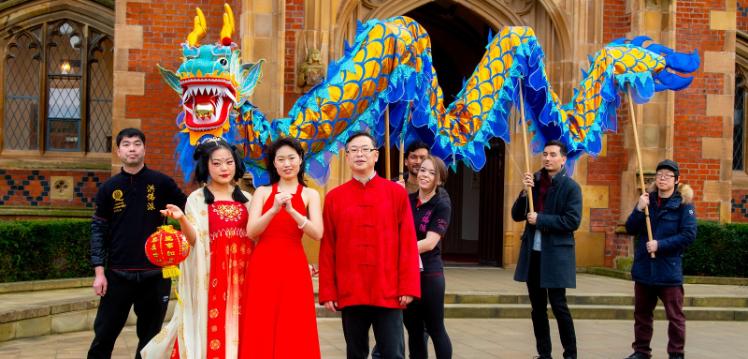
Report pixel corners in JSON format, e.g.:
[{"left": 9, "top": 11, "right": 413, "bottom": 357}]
[{"left": 404, "top": 155, "right": 453, "bottom": 359}]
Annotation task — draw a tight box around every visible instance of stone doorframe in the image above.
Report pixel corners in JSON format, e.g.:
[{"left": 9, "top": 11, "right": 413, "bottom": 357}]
[{"left": 329, "top": 0, "right": 611, "bottom": 266}]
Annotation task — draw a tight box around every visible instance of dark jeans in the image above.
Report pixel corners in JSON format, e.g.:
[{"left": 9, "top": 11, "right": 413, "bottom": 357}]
[
  {"left": 87, "top": 269, "right": 171, "bottom": 359},
  {"left": 527, "top": 251, "right": 577, "bottom": 359},
  {"left": 342, "top": 305, "right": 405, "bottom": 359},
  {"left": 632, "top": 282, "right": 685, "bottom": 356},
  {"left": 403, "top": 272, "right": 452, "bottom": 359}
]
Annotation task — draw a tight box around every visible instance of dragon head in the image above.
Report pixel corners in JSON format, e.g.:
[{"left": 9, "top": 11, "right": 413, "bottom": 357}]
[{"left": 158, "top": 4, "right": 263, "bottom": 145}]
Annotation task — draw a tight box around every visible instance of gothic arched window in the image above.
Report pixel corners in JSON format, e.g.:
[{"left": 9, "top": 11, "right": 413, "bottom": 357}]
[
  {"left": 734, "top": 68, "right": 746, "bottom": 171},
  {"left": 1, "top": 19, "right": 113, "bottom": 153}
]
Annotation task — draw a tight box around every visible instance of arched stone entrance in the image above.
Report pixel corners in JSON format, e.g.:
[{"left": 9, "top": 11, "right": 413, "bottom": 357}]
[{"left": 331, "top": 0, "right": 573, "bottom": 266}]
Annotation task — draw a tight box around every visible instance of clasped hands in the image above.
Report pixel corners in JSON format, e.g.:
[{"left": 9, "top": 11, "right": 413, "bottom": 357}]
[{"left": 270, "top": 191, "right": 296, "bottom": 214}]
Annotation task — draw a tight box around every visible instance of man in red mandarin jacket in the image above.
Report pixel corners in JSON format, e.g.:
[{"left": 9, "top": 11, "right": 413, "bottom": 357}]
[{"left": 319, "top": 131, "right": 421, "bottom": 359}]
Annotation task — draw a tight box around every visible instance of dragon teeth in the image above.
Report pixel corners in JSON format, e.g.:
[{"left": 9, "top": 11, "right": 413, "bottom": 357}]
[{"left": 182, "top": 85, "right": 235, "bottom": 103}]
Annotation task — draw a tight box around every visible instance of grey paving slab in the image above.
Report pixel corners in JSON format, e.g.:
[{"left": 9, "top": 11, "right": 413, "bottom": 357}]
[{"left": 0, "top": 318, "right": 745, "bottom": 358}]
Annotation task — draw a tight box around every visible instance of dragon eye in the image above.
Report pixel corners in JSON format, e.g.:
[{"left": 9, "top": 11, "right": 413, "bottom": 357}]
[{"left": 219, "top": 58, "right": 228, "bottom": 66}]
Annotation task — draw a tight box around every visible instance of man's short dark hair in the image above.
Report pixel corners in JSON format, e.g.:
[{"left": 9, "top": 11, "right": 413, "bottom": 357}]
[
  {"left": 405, "top": 141, "right": 429, "bottom": 157},
  {"left": 345, "top": 131, "right": 377, "bottom": 149},
  {"left": 544, "top": 140, "right": 568, "bottom": 157},
  {"left": 116, "top": 128, "right": 146, "bottom": 147}
]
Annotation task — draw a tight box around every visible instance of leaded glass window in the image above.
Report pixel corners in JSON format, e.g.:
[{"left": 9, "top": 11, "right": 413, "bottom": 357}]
[
  {"left": 3, "top": 27, "right": 41, "bottom": 150},
  {"left": 735, "top": 69, "right": 747, "bottom": 171},
  {"left": 2, "top": 19, "right": 112, "bottom": 153}
]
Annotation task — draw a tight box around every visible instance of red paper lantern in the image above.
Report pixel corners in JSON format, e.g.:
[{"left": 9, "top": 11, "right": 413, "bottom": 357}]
[{"left": 145, "top": 225, "right": 190, "bottom": 279}]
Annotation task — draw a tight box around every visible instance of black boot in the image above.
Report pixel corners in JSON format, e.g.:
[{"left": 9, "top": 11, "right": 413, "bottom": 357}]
[{"left": 668, "top": 353, "right": 684, "bottom": 359}]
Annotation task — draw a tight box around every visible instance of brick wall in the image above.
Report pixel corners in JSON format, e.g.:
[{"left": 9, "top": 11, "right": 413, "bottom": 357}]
[
  {"left": 595, "top": 0, "right": 632, "bottom": 266},
  {"left": 674, "top": 0, "right": 729, "bottom": 221},
  {"left": 123, "top": 0, "right": 242, "bottom": 184},
  {"left": 739, "top": 0, "right": 748, "bottom": 31},
  {"left": 283, "top": 0, "right": 304, "bottom": 114},
  {"left": 0, "top": 169, "right": 109, "bottom": 208}
]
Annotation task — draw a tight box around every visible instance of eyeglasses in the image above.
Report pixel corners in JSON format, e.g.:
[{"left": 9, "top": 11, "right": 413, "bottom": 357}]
[
  {"left": 655, "top": 173, "right": 675, "bottom": 180},
  {"left": 346, "top": 147, "right": 377, "bottom": 154}
]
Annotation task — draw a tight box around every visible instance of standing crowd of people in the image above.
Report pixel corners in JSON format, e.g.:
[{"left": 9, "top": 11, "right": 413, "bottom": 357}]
[{"left": 87, "top": 128, "right": 696, "bottom": 359}]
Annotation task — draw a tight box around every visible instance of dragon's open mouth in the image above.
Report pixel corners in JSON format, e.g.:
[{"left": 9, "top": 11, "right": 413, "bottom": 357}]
[{"left": 181, "top": 78, "right": 237, "bottom": 131}]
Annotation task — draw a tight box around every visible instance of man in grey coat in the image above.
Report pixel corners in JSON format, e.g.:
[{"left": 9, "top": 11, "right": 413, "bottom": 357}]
[{"left": 512, "top": 140, "right": 582, "bottom": 359}]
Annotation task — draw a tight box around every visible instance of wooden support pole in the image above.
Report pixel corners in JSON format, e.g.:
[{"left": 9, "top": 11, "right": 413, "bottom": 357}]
[
  {"left": 518, "top": 79, "right": 534, "bottom": 213},
  {"left": 627, "top": 90, "right": 656, "bottom": 258}
]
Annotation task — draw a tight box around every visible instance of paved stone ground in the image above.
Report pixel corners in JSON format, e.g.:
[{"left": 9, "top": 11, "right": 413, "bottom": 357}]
[
  {"left": 4, "top": 268, "right": 747, "bottom": 316},
  {"left": 2, "top": 268, "right": 747, "bottom": 357},
  {"left": 0, "top": 318, "right": 746, "bottom": 358}
]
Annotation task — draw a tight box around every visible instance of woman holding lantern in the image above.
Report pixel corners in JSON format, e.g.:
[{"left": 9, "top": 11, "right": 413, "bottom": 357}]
[
  {"left": 141, "top": 137, "right": 252, "bottom": 359},
  {"left": 238, "top": 137, "right": 323, "bottom": 358}
]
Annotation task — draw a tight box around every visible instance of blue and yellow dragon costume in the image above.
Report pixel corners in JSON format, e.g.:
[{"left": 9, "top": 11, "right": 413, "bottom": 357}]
[{"left": 160, "top": 5, "right": 699, "bottom": 185}]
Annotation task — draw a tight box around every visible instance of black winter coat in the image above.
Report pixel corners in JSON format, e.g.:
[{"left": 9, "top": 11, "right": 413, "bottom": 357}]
[{"left": 512, "top": 167, "right": 582, "bottom": 288}]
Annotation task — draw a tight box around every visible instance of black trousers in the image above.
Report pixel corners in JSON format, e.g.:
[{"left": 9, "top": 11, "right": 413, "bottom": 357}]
[
  {"left": 87, "top": 269, "right": 171, "bottom": 359},
  {"left": 342, "top": 305, "right": 405, "bottom": 359},
  {"left": 527, "top": 251, "right": 577, "bottom": 359},
  {"left": 403, "top": 272, "right": 452, "bottom": 359}
]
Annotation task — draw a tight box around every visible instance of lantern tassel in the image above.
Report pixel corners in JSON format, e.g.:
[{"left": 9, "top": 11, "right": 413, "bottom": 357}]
[
  {"left": 162, "top": 265, "right": 181, "bottom": 279},
  {"left": 171, "top": 278, "right": 183, "bottom": 305}
]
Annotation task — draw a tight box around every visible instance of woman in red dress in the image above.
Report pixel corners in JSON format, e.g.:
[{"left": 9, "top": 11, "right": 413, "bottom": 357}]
[
  {"left": 142, "top": 138, "right": 252, "bottom": 359},
  {"left": 239, "top": 137, "right": 322, "bottom": 358}
]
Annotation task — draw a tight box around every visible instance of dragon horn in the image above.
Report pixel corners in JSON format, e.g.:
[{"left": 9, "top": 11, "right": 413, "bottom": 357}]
[
  {"left": 187, "top": 8, "right": 207, "bottom": 47},
  {"left": 220, "top": 3, "right": 235, "bottom": 46}
]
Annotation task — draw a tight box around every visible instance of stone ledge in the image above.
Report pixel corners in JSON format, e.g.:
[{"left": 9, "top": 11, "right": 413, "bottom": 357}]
[
  {"left": 0, "top": 277, "right": 92, "bottom": 294},
  {"left": 0, "top": 302, "right": 175, "bottom": 342},
  {"left": 586, "top": 267, "right": 748, "bottom": 286},
  {"left": 0, "top": 207, "right": 94, "bottom": 219}
]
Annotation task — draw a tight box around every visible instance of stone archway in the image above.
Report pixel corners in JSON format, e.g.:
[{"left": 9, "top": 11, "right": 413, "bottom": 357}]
[
  {"left": 333, "top": 0, "right": 571, "bottom": 71},
  {"left": 330, "top": 0, "right": 605, "bottom": 266}
]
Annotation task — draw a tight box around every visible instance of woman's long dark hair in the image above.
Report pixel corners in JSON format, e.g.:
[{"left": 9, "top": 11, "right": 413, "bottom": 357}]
[
  {"left": 265, "top": 137, "right": 307, "bottom": 185},
  {"left": 192, "top": 137, "right": 249, "bottom": 204}
]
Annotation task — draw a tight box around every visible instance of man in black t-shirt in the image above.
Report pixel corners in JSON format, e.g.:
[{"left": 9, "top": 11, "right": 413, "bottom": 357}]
[{"left": 87, "top": 128, "right": 187, "bottom": 359}]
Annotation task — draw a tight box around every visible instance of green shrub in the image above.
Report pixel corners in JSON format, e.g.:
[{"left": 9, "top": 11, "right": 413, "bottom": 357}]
[
  {"left": 682, "top": 221, "right": 748, "bottom": 277},
  {"left": 614, "top": 256, "right": 633, "bottom": 272},
  {"left": 0, "top": 219, "right": 91, "bottom": 282}
]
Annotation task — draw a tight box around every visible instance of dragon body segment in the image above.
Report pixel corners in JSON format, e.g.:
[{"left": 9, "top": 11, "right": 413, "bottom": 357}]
[{"left": 161, "top": 7, "right": 698, "bottom": 185}]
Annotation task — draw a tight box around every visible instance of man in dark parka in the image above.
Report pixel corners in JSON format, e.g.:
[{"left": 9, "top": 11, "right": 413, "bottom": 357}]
[
  {"left": 623, "top": 159, "right": 696, "bottom": 359},
  {"left": 512, "top": 140, "right": 582, "bottom": 359}
]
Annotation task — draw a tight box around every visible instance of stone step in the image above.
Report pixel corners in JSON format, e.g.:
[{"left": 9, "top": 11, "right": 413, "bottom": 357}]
[
  {"left": 442, "top": 293, "right": 748, "bottom": 308},
  {"left": 311, "top": 293, "right": 748, "bottom": 308},
  {"left": 3, "top": 291, "right": 746, "bottom": 342},
  {"left": 314, "top": 303, "right": 748, "bottom": 321}
]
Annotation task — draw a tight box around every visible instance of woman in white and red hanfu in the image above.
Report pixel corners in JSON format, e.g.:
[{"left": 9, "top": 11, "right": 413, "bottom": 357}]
[{"left": 141, "top": 138, "right": 252, "bottom": 359}]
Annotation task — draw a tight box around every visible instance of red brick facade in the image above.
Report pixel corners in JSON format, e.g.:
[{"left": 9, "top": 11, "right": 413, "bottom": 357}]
[
  {"left": 284, "top": 0, "right": 304, "bottom": 114},
  {"left": 124, "top": 0, "right": 242, "bottom": 184},
  {"left": 594, "top": 0, "right": 632, "bottom": 266},
  {"left": 674, "top": 0, "right": 727, "bottom": 222},
  {"left": 1, "top": 1, "right": 742, "bottom": 267}
]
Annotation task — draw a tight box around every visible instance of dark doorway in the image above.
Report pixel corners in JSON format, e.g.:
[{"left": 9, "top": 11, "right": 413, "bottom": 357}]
[{"left": 398, "top": 2, "right": 505, "bottom": 266}]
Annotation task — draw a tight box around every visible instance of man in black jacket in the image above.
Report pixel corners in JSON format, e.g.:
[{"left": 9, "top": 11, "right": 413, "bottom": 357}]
[
  {"left": 88, "top": 128, "right": 186, "bottom": 359},
  {"left": 624, "top": 159, "right": 696, "bottom": 359},
  {"left": 512, "top": 140, "right": 582, "bottom": 359}
]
